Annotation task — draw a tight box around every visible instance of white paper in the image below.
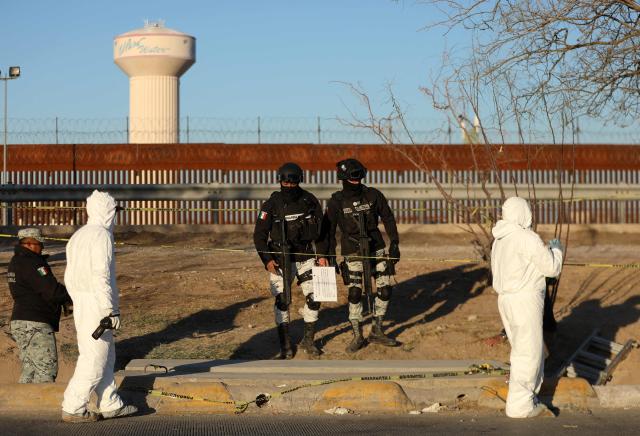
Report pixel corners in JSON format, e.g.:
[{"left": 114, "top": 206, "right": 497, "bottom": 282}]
[{"left": 312, "top": 266, "right": 338, "bottom": 302}]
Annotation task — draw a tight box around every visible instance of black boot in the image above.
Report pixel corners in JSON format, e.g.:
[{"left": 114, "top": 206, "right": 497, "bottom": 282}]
[
  {"left": 277, "top": 322, "right": 294, "bottom": 359},
  {"left": 299, "top": 322, "right": 321, "bottom": 356},
  {"left": 368, "top": 316, "right": 399, "bottom": 347},
  {"left": 346, "top": 319, "right": 366, "bottom": 353}
]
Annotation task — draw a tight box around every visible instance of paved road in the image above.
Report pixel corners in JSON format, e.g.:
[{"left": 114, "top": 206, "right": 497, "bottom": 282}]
[{"left": 1, "top": 410, "right": 638, "bottom": 435}]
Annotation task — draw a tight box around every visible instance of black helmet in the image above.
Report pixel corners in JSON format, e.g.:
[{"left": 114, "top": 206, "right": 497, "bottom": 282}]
[
  {"left": 277, "top": 162, "right": 304, "bottom": 184},
  {"left": 336, "top": 158, "right": 367, "bottom": 181}
]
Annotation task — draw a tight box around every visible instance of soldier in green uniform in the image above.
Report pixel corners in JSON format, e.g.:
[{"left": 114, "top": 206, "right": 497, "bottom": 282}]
[{"left": 8, "top": 228, "right": 72, "bottom": 383}]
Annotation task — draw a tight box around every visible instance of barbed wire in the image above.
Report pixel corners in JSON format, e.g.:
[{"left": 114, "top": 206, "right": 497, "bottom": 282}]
[{"left": 5, "top": 117, "right": 640, "bottom": 145}]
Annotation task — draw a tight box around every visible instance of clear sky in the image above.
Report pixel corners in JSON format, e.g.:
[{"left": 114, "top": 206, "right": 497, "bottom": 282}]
[{"left": 2, "top": 0, "right": 457, "bottom": 121}]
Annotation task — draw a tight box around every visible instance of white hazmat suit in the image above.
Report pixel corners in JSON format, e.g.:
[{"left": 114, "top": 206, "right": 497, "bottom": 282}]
[
  {"left": 491, "top": 197, "right": 563, "bottom": 418},
  {"left": 62, "top": 190, "right": 123, "bottom": 416}
]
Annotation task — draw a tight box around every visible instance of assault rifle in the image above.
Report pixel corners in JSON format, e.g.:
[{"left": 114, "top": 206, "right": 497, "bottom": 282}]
[
  {"left": 355, "top": 207, "right": 373, "bottom": 313},
  {"left": 279, "top": 206, "right": 292, "bottom": 306}
]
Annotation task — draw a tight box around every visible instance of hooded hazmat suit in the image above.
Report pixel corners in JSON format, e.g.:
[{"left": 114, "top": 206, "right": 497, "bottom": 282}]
[
  {"left": 62, "top": 190, "right": 123, "bottom": 415},
  {"left": 491, "top": 197, "right": 563, "bottom": 418}
]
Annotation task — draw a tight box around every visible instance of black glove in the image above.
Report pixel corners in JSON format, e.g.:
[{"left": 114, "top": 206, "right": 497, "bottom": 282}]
[
  {"left": 389, "top": 241, "right": 400, "bottom": 264},
  {"left": 62, "top": 301, "right": 73, "bottom": 317}
]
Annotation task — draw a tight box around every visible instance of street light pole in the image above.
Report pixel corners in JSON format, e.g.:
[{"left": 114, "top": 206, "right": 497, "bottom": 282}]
[{"left": 1, "top": 66, "right": 21, "bottom": 226}]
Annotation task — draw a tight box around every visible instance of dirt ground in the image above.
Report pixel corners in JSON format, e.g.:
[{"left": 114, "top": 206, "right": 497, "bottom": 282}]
[{"left": 0, "top": 225, "right": 639, "bottom": 386}]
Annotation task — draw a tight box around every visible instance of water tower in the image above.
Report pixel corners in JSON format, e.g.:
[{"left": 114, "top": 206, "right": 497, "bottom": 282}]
[{"left": 114, "top": 21, "right": 195, "bottom": 143}]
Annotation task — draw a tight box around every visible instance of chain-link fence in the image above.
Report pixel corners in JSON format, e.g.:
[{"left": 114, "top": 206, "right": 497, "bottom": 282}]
[{"left": 5, "top": 117, "right": 640, "bottom": 144}]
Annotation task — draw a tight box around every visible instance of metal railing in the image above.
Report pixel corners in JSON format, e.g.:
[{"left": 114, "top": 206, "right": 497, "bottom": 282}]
[
  {"left": 2, "top": 183, "right": 639, "bottom": 226},
  {"left": 2, "top": 183, "right": 638, "bottom": 202}
]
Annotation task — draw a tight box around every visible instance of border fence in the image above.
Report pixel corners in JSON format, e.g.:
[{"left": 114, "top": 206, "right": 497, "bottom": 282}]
[
  {"left": 2, "top": 142, "right": 640, "bottom": 226},
  {"left": 6, "top": 117, "right": 640, "bottom": 145}
]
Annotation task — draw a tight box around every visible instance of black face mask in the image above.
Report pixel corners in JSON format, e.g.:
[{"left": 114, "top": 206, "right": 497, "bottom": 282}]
[
  {"left": 342, "top": 180, "right": 363, "bottom": 195},
  {"left": 280, "top": 185, "right": 303, "bottom": 202}
]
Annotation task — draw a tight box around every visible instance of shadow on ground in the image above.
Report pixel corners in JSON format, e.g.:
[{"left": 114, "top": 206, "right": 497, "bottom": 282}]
[
  {"left": 115, "top": 297, "right": 265, "bottom": 369},
  {"left": 230, "top": 264, "right": 489, "bottom": 359},
  {"left": 546, "top": 295, "right": 640, "bottom": 375}
]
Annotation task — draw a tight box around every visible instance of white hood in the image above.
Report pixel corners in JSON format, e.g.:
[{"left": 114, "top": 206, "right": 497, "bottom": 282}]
[
  {"left": 492, "top": 196, "right": 532, "bottom": 239},
  {"left": 86, "top": 190, "right": 117, "bottom": 229}
]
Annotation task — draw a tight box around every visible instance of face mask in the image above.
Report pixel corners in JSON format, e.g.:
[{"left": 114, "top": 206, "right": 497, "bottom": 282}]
[
  {"left": 342, "top": 180, "right": 363, "bottom": 194},
  {"left": 281, "top": 185, "right": 303, "bottom": 201}
]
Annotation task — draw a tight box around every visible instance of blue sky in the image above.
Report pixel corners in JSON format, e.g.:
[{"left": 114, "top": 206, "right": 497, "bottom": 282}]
[{"left": 2, "top": 1, "right": 459, "bottom": 120}]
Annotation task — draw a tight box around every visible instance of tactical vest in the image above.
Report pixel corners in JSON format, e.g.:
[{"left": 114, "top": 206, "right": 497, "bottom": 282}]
[
  {"left": 270, "top": 192, "right": 321, "bottom": 245},
  {"left": 332, "top": 187, "right": 379, "bottom": 237}
]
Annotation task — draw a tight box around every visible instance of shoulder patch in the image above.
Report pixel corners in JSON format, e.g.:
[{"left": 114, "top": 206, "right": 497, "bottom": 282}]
[
  {"left": 37, "top": 266, "right": 50, "bottom": 276},
  {"left": 259, "top": 211, "right": 269, "bottom": 220}
]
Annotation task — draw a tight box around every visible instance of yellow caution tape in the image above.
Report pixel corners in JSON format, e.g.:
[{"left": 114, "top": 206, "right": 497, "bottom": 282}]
[{"left": 1, "top": 232, "right": 637, "bottom": 269}]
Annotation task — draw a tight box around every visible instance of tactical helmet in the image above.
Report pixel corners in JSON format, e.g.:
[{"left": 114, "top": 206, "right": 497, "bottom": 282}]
[
  {"left": 336, "top": 158, "right": 367, "bottom": 180},
  {"left": 277, "top": 162, "right": 304, "bottom": 184}
]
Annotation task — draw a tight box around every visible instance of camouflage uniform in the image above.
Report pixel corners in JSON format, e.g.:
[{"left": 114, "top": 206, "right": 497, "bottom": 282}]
[
  {"left": 10, "top": 320, "right": 58, "bottom": 383},
  {"left": 344, "top": 248, "right": 393, "bottom": 322},
  {"left": 8, "top": 228, "right": 71, "bottom": 384}
]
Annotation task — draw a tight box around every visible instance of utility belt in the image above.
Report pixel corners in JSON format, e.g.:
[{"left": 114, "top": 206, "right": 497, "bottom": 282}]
[{"left": 268, "top": 241, "right": 315, "bottom": 260}]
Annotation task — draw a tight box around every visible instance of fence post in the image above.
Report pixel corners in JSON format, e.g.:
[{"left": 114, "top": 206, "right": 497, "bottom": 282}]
[
  {"left": 257, "top": 116, "right": 261, "bottom": 144},
  {"left": 72, "top": 143, "right": 78, "bottom": 224},
  {"left": 618, "top": 201, "right": 626, "bottom": 224},
  {"left": 7, "top": 202, "right": 13, "bottom": 226}
]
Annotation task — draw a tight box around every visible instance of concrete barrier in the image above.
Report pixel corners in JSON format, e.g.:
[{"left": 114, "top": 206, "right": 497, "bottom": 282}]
[
  {"left": 477, "top": 377, "right": 596, "bottom": 411},
  {"left": 119, "top": 377, "right": 237, "bottom": 415},
  {"left": 0, "top": 383, "right": 65, "bottom": 411},
  {"left": 594, "top": 385, "right": 640, "bottom": 408},
  {"left": 312, "top": 381, "right": 414, "bottom": 414}
]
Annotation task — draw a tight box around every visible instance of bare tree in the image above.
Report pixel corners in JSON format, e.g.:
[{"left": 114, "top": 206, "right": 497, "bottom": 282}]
[
  {"left": 339, "top": 53, "right": 576, "bottom": 311},
  {"left": 423, "top": 0, "right": 640, "bottom": 124}
]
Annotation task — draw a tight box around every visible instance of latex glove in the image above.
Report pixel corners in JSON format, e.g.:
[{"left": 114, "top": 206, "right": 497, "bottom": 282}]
[
  {"left": 388, "top": 241, "right": 400, "bottom": 264},
  {"left": 549, "top": 238, "right": 563, "bottom": 252},
  {"left": 108, "top": 312, "right": 121, "bottom": 330}
]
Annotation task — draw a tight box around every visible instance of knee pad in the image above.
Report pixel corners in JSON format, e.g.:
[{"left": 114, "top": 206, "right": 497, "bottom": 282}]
[
  {"left": 348, "top": 287, "right": 363, "bottom": 304},
  {"left": 378, "top": 286, "right": 393, "bottom": 301},
  {"left": 305, "top": 294, "right": 321, "bottom": 311},
  {"left": 275, "top": 294, "right": 289, "bottom": 311}
]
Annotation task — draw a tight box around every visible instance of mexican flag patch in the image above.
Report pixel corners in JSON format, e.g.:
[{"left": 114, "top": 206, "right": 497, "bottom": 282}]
[
  {"left": 259, "top": 211, "right": 268, "bottom": 220},
  {"left": 37, "top": 266, "right": 49, "bottom": 276}
]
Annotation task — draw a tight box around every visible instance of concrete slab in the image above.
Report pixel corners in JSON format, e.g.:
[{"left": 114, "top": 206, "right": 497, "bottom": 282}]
[
  {"left": 125, "top": 359, "right": 509, "bottom": 377},
  {"left": 117, "top": 359, "right": 510, "bottom": 414}
]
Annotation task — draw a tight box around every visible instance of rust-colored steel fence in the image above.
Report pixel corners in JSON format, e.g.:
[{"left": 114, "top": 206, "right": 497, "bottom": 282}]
[{"left": 5, "top": 143, "right": 640, "bottom": 226}]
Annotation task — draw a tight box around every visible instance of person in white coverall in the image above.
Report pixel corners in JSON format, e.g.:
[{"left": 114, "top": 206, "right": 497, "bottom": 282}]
[
  {"left": 61, "top": 191, "right": 137, "bottom": 423},
  {"left": 491, "top": 197, "right": 563, "bottom": 418}
]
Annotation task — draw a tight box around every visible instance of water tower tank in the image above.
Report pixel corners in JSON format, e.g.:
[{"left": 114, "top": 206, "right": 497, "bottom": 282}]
[{"left": 114, "top": 21, "right": 195, "bottom": 143}]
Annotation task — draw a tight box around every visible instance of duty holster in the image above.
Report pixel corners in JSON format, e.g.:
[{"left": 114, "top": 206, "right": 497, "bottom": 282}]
[{"left": 339, "top": 260, "right": 350, "bottom": 285}]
